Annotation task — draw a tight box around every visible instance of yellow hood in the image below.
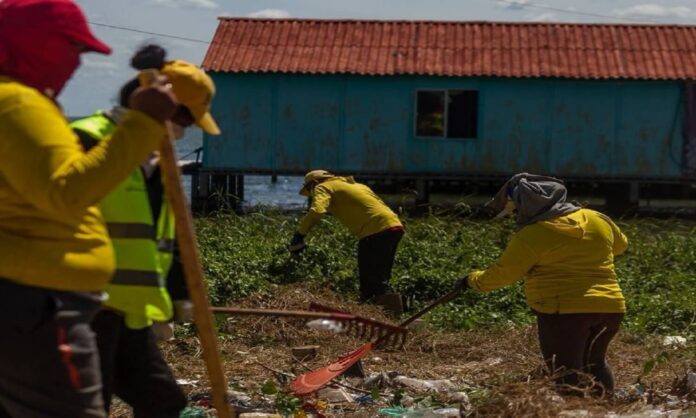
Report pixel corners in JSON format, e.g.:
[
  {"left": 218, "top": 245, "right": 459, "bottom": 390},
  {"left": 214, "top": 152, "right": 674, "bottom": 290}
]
[{"left": 537, "top": 210, "right": 588, "bottom": 239}]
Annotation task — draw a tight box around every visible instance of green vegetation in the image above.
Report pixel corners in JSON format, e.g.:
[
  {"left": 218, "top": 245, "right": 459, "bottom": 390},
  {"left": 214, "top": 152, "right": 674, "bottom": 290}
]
[{"left": 196, "top": 211, "right": 696, "bottom": 338}]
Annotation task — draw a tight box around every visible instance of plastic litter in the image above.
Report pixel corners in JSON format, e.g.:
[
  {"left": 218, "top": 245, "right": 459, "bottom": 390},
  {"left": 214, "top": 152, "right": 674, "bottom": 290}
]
[
  {"left": 687, "top": 372, "right": 696, "bottom": 391},
  {"left": 353, "top": 394, "right": 375, "bottom": 405},
  {"left": 180, "top": 406, "right": 211, "bottom": 418},
  {"left": 662, "top": 336, "right": 687, "bottom": 348},
  {"left": 305, "top": 319, "right": 345, "bottom": 333},
  {"left": 393, "top": 376, "right": 457, "bottom": 393},
  {"left": 378, "top": 407, "right": 461, "bottom": 417}
]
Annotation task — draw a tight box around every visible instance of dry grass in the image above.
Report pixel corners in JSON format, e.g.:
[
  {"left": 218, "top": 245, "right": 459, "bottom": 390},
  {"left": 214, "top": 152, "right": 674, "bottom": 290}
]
[{"left": 111, "top": 284, "right": 695, "bottom": 417}]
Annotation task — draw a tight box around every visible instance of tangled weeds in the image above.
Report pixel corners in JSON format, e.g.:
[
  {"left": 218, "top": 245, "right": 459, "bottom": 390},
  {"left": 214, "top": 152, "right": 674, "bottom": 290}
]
[{"left": 112, "top": 284, "right": 695, "bottom": 417}]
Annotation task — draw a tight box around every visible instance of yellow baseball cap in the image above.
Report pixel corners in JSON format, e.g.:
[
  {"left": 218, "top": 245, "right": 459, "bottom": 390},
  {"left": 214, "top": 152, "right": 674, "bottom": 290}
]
[
  {"left": 299, "top": 170, "right": 335, "bottom": 196},
  {"left": 161, "top": 60, "right": 220, "bottom": 135}
]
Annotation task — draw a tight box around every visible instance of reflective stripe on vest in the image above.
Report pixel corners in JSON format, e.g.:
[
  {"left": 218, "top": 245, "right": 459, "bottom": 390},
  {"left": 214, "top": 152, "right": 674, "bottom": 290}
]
[{"left": 70, "top": 112, "right": 175, "bottom": 330}]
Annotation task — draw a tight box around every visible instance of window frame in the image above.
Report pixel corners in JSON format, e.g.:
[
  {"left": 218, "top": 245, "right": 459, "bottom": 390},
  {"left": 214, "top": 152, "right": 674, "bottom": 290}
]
[{"left": 413, "top": 88, "right": 479, "bottom": 140}]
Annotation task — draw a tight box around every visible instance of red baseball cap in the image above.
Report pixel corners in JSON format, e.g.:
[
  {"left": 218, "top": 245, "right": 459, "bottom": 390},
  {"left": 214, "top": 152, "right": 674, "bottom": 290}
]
[{"left": 0, "top": 0, "right": 111, "bottom": 55}]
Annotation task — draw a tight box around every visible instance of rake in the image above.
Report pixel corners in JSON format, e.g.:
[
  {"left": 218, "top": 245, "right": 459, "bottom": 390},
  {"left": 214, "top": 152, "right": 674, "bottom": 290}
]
[
  {"left": 210, "top": 306, "right": 408, "bottom": 346},
  {"left": 289, "top": 284, "right": 466, "bottom": 396},
  {"left": 309, "top": 302, "right": 409, "bottom": 347}
]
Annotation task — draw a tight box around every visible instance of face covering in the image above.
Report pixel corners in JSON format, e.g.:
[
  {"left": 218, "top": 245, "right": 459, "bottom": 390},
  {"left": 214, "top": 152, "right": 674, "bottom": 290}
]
[{"left": 0, "top": 30, "right": 81, "bottom": 98}]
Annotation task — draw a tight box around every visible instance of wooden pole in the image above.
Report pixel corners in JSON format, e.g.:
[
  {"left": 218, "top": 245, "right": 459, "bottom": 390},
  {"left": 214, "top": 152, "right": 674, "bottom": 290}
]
[{"left": 141, "top": 70, "right": 234, "bottom": 418}]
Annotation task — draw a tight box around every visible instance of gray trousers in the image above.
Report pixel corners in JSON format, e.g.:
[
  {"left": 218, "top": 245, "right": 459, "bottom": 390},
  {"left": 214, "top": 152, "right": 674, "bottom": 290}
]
[{"left": 0, "top": 278, "right": 105, "bottom": 418}]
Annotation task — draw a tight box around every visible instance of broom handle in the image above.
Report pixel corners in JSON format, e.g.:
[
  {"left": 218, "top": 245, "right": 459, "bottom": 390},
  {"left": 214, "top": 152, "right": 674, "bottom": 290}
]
[
  {"left": 142, "top": 70, "right": 234, "bottom": 418},
  {"left": 211, "top": 307, "right": 357, "bottom": 320}
]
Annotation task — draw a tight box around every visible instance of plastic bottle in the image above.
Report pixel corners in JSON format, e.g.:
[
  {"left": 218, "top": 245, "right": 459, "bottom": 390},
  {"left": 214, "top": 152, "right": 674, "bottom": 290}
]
[{"left": 305, "top": 319, "right": 345, "bottom": 333}]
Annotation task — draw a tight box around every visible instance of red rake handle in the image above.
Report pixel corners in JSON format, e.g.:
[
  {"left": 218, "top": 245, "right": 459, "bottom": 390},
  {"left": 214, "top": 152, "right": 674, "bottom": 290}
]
[
  {"left": 211, "top": 307, "right": 357, "bottom": 321},
  {"left": 375, "top": 286, "right": 464, "bottom": 345}
]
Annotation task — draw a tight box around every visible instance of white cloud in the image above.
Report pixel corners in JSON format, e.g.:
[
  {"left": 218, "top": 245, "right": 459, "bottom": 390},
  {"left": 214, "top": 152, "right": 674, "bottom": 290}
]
[
  {"left": 613, "top": 4, "right": 695, "bottom": 19},
  {"left": 530, "top": 12, "right": 556, "bottom": 22},
  {"left": 247, "top": 8, "right": 291, "bottom": 19},
  {"left": 149, "top": 0, "right": 218, "bottom": 10},
  {"left": 498, "top": 0, "right": 530, "bottom": 11}
]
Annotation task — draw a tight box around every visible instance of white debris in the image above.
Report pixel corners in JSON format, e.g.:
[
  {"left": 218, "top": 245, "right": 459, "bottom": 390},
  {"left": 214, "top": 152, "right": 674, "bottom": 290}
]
[
  {"left": 316, "top": 387, "right": 354, "bottom": 403},
  {"left": 305, "top": 319, "right": 345, "bottom": 333},
  {"left": 239, "top": 414, "right": 282, "bottom": 418},
  {"left": 558, "top": 410, "right": 589, "bottom": 418},
  {"left": 175, "top": 378, "right": 198, "bottom": 387},
  {"left": 446, "top": 391, "right": 470, "bottom": 403},
  {"left": 662, "top": 336, "right": 687, "bottom": 348},
  {"left": 228, "top": 390, "right": 252, "bottom": 403},
  {"left": 393, "top": 376, "right": 457, "bottom": 393}
]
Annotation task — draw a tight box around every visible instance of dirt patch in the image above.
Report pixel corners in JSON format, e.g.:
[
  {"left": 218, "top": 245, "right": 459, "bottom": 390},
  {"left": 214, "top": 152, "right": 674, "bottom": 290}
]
[{"left": 111, "top": 284, "right": 695, "bottom": 417}]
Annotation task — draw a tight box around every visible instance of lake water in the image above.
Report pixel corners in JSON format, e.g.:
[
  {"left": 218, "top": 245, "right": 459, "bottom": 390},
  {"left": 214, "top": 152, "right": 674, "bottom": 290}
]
[{"left": 177, "top": 129, "right": 306, "bottom": 209}]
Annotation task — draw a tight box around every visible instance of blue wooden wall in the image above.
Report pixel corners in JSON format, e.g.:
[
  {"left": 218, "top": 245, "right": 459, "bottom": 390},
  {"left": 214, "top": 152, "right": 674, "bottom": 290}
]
[{"left": 204, "top": 74, "right": 685, "bottom": 179}]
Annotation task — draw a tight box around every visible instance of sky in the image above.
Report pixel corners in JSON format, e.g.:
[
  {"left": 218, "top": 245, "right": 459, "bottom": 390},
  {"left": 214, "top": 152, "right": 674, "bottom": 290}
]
[{"left": 64, "top": 0, "right": 696, "bottom": 116}]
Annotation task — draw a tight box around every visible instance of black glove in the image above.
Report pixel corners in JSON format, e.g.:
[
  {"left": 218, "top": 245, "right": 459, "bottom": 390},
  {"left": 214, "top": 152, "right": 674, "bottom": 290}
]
[
  {"left": 454, "top": 276, "right": 470, "bottom": 291},
  {"left": 288, "top": 232, "right": 306, "bottom": 254}
]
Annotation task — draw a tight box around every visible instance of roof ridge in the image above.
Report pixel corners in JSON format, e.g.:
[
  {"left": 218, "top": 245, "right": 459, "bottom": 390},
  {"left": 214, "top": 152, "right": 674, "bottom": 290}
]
[{"left": 216, "top": 17, "right": 696, "bottom": 29}]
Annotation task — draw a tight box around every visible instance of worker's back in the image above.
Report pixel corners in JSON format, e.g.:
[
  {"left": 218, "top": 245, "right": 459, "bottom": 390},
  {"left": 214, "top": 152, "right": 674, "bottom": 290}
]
[
  {"left": 517, "top": 208, "right": 627, "bottom": 314},
  {"left": 314, "top": 177, "right": 402, "bottom": 239}
]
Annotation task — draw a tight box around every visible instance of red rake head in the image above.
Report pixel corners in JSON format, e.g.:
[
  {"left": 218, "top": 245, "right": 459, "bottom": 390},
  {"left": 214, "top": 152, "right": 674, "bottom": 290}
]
[
  {"left": 308, "top": 302, "right": 408, "bottom": 348},
  {"left": 290, "top": 342, "right": 374, "bottom": 396}
]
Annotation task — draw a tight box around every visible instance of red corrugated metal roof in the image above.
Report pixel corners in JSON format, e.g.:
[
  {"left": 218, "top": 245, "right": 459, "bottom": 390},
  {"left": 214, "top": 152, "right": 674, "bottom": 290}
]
[{"left": 202, "top": 18, "right": 696, "bottom": 80}]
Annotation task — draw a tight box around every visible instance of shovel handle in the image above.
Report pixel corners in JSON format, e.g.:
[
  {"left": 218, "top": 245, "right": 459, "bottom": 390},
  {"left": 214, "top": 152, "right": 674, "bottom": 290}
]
[{"left": 139, "top": 70, "right": 234, "bottom": 418}]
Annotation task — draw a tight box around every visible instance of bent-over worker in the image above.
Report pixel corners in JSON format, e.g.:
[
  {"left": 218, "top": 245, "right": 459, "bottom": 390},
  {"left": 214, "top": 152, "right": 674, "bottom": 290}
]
[
  {"left": 463, "top": 173, "right": 627, "bottom": 396},
  {"left": 290, "top": 170, "right": 405, "bottom": 314}
]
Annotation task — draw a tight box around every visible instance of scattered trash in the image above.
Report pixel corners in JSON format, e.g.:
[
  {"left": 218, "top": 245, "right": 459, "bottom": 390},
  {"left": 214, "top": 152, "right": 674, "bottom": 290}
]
[
  {"left": 457, "top": 357, "right": 504, "bottom": 373},
  {"left": 176, "top": 378, "right": 200, "bottom": 388},
  {"left": 228, "top": 390, "right": 252, "bottom": 403},
  {"left": 393, "top": 376, "right": 457, "bottom": 393},
  {"left": 305, "top": 319, "right": 345, "bottom": 333},
  {"left": 558, "top": 410, "right": 589, "bottom": 418},
  {"left": 180, "top": 406, "right": 211, "bottom": 418},
  {"left": 370, "top": 356, "right": 384, "bottom": 363},
  {"left": 687, "top": 372, "right": 696, "bottom": 391},
  {"left": 446, "top": 391, "right": 469, "bottom": 404},
  {"left": 316, "top": 387, "right": 354, "bottom": 403},
  {"left": 239, "top": 413, "right": 283, "bottom": 418},
  {"left": 363, "top": 372, "right": 399, "bottom": 389},
  {"left": 353, "top": 394, "right": 375, "bottom": 405},
  {"left": 430, "top": 408, "right": 461, "bottom": 417},
  {"left": 378, "top": 406, "right": 460, "bottom": 417},
  {"left": 662, "top": 336, "right": 687, "bottom": 348},
  {"left": 292, "top": 345, "right": 320, "bottom": 361}
]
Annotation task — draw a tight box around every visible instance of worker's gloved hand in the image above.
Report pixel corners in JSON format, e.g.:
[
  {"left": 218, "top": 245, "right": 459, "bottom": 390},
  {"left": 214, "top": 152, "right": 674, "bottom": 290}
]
[
  {"left": 173, "top": 300, "right": 194, "bottom": 322},
  {"left": 288, "top": 232, "right": 306, "bottom": 254},
  {"left": 453, "top": 276, "right": 470, "bottom": 291},
  {"left": 129, "top": 75, "right": 178, "bottom": 124}
]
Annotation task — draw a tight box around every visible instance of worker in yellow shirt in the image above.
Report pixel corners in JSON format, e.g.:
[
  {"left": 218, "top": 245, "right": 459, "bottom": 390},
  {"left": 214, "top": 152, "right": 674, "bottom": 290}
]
[
  {"left": 0, "top": 0, "right": 178, "bottom": 416},
  {"left": 463, "top": 173, "right": 627, "bottom": 396},
  {"left": 290, "top": 170, "right": 405, "bottom": 314}
]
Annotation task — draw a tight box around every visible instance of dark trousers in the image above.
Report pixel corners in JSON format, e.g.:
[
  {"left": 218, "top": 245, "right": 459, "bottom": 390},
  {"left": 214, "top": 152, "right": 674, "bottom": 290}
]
[
  {"left": 535, "top": 312, "right": 624, "bottom": 395},
  {"left": 0, "top": 278, "right": 105, "bottom": 418},
  {"left": 92, "top": 310, "right": 186, "bottom": 418},
  {"left": 357, "top": 229, "right": 404, "bottom": 300}
]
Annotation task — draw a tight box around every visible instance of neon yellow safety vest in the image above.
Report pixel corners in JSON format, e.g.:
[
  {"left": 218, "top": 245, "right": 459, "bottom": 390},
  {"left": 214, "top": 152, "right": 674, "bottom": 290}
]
[{"left": 71, "top": 112, "right": 175, "bottom": 329}]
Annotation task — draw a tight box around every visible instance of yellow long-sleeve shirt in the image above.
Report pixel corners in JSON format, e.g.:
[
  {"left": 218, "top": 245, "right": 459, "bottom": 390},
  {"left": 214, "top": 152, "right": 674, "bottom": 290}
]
[
  {"left": 298, "top": 177, "right": 402, "bottom": 239},
  {"left": 468, "top": 208, "right": 627, "bottom": 314},
  {"left": 0, "top": 76, "right": 165, "bottom": 291}
]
